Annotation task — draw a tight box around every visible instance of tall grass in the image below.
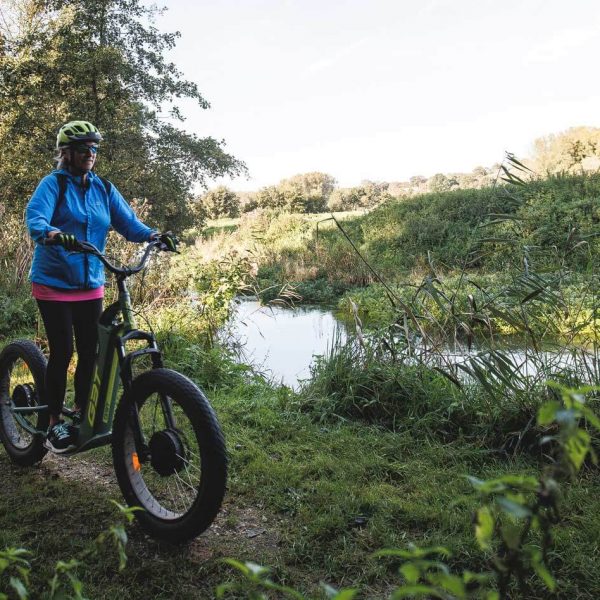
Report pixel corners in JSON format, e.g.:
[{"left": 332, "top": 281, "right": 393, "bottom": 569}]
[{"left": 299, "top": 159, "right": 600, "bottom": 456}]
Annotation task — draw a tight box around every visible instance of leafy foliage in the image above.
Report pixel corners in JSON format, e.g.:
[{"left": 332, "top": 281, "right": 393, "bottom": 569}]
[
  {"left": 0, "top": 0, "right": 245, "bottom": 234},
  {"left": 327, "top": 180, "right": 392, "bottom": 211},
  {"left": 201, "top": 186, "right": 241, "bottom": 219},
  {"left": 531, "top": 126, "right": 600, "bottom": 174},
  {"left": 253, "top": 172, "right": 336, "bottom": 213},
  {"left": 0, "top": 501, "right": 138, "bottom": 600}
]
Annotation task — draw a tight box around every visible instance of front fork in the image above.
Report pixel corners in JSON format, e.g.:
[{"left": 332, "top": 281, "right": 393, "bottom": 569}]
[
  {"left": 118, "top": 330, "right": 175, "bottom": 463},
  {"left": 127, "top": 396, "right": 177, "bottom": 463}
]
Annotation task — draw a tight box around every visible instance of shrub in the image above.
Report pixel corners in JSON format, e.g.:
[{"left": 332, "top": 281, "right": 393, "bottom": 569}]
[
  {"left": 298, "top": 339, "right": 460, "bottom": 429},
  {"left": 0, "top": 294, "right": 37, "bottom": 337}
]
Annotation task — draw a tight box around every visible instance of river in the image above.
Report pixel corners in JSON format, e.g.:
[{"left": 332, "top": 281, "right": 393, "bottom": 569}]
[
  {"left": 223, "top": 299, "right": 347, "bottom": 388},
  {"left": 223, "top": 298, "right": 599, "bottom": 389}
]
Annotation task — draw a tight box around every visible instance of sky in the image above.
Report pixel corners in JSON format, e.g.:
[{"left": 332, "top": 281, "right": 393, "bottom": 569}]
[{"left": 154, "top": 0, "right": 600, "bottom": 191}]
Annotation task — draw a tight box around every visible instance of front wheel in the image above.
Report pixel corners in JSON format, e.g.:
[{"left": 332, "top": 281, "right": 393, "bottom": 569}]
[{"left": 112, "top": 368, "right": 227, "bottom": 543}]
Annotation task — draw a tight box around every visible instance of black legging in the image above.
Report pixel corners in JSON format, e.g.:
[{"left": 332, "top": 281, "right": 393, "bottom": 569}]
[{"left": 36, "top": 299, "right": 103, "bottom": 418}]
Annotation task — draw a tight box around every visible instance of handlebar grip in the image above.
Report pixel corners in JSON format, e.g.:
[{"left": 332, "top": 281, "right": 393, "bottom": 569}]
[{"left": 42, "top": 235, "right": 87, "bottom": 252}]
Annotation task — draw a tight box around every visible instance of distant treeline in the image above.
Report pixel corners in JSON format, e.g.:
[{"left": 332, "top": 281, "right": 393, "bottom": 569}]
[
  {"left": 197, "top": 126, "right": 600, "bottom": 219},
  {"left": 199, "top": 169, "right": 600, "bottom": 305}
]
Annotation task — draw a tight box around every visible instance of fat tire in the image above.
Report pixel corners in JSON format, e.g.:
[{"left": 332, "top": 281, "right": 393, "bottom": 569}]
[
  {"left": 0, "top": 340, "right": 49, "bottom": 466},
  {"left": 112, "top": 368, "right": 227, "bottom": 543}
]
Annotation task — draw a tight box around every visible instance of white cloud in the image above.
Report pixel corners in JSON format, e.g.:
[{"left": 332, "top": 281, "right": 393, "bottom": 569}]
[
  {"left": 526, "top": 28, "right": 599, "bottom": 63},
  {"left": 305, "top": 38, "right": 371, "bottom": 74}
]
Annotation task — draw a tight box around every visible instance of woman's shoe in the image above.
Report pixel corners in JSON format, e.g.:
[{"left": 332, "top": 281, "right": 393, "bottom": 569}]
[{"left": 44, "top": 421, "right": 77, "bottom": 453}]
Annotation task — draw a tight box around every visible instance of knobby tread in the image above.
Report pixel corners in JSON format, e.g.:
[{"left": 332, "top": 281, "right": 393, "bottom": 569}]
[
  {"left": 112, "top": 368, "right": 227, "bottom": 543},
  {"left": 0, "top": 339, "right": 49, "bottom": 466}
]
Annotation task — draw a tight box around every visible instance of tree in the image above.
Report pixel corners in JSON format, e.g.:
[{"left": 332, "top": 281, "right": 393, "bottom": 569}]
[
  {"left": 255, "top": 185, "right": 285, "bottom": 210},
  {"left": 427, "top": 173, "right": 458, "bottom": 193},
  {"left": 356, "top": 180, "right": 392, "bottom": 208},
  {"left": 531, "top": 127, "right": 600, "bottom": 174},
  {"left": 387, "top": 181, "right": 412, "bottom": 197},
  {"left": 253, "top": 172, "right": 336, "bottom": 213},
  {"left": 326, "top": 181, "right": 391, "bottom": 212},
  {"left": 187, "top": 199, "right": 207, "bottom": 230},
  {"left": 0, "top": 0, "right": 245, "bottom": 233},
  {"left": 201, "top": 186, "right": 240, "bottom": 219},
  {"left": 327, "top": 188, "right": 361, "bottom": 211},
  {"left": 237, "top": 191, "right": 259, "bottom": 213},
  {"left": 409, "top": 175, "right": 428, "bottom": 189},
  {"left": 278, "top": 172, "right": 336, "bottom": 213}
]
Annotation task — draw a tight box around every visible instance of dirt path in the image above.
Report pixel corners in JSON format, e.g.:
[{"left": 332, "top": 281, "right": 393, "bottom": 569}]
[{"left": 35, "top": 452, "right": 281, "bottom": 561}]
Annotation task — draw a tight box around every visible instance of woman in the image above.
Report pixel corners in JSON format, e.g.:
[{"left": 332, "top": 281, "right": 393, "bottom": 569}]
[{"left": 26, "top": 120, "right": 176, "bottom": 453}]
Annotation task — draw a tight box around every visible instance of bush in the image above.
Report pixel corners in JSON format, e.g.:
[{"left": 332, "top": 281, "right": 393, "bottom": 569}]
[
  {"left": 201, "top": 186, "right": 241, "bottom": 219},
  {"left": 171, "top": 343, "right": 253, "bottom": 391},
  {"left": 299, "top": 341, "right": 458, "bottom": 429},
  {"left": 0, "top": 294, "right": 37, "bottom": 337}
]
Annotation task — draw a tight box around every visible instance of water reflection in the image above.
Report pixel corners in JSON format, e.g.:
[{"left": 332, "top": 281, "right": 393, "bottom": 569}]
[
  {"left": 223, "top": 299, "right": 346, "bottom": 388},
  {"left": 223, "top": 299, "right": 599, "bottom": 389},
  {"left": 407, "top": 341, "right": 599, "bottom": 385}
]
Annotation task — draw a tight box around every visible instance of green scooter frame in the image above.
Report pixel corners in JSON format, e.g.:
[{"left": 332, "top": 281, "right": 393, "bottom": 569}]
[{"left": 74, "top": 279, "right": 163, "bottom": 454}]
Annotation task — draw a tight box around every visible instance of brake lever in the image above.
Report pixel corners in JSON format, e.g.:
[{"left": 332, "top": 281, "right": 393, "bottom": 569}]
[{"left": 158, "top": 242, "right": 180, "bottom": 254}]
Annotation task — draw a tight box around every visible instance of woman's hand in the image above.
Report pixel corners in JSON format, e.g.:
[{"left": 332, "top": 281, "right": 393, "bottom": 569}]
[
  {"left": 155, "top": 232, "right": 179, "bottom": 252},
  {"left": 53, "top": 232, "right": 79, "bottom": 251}
]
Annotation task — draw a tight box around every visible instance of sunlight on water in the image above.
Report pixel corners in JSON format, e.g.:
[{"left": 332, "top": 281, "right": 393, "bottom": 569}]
[
  {"left": 224, "top": 299, "right": 347, "bottom": 388},
  {"left": 222, "top": 299, "right": 599, "bottom": 390}
]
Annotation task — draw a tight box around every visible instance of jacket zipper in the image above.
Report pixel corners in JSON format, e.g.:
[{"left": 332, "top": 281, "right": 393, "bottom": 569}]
[
  {"left": 83, "top": 177, "right": 90, "bottom": 289},
  {"left": 84, "top": 254, "right": 89, "bottom": 289}
]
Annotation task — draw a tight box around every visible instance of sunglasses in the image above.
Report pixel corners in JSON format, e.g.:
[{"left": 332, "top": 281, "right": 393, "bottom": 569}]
[{"left": 71, "top": 144, "right": 99, "bottom": 154}]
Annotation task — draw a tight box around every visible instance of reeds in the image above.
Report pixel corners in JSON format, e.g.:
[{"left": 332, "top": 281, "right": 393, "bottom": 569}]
[{"left": 300, "top": 155, "right": 600, "bottom": 452}]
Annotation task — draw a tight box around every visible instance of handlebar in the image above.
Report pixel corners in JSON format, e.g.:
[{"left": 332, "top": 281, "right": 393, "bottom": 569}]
[{"left": 43, "top": 238, "right": 164, "bottom": 277}]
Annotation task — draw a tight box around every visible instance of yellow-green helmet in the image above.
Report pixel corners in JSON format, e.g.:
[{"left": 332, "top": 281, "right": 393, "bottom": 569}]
[{"left": 56, "top": 120, "right": 103, "bottom": 148}]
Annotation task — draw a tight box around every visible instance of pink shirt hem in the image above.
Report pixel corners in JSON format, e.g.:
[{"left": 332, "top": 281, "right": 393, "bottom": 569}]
[{"left": 32, "top": 283, "right": 105, "bottom": 302}]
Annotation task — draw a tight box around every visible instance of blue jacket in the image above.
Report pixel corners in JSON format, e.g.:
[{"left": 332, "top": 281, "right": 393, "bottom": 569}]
[{"left": 26, "top": 169, "right": 155, "bottom": 290}]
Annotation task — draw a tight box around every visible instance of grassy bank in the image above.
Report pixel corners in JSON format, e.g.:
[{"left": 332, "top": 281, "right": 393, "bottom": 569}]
[
  {"left": 184, "top": 174, "right": 600, "bottom": 365},
  {"left": 196, "top": 172, "right": 600, "bottom": 287},
  {"left": 2, "top": 378, "right": 600, "bottom": 598},
  {"left": 1, "top": 325, "right": 600, "bottom": 599}
]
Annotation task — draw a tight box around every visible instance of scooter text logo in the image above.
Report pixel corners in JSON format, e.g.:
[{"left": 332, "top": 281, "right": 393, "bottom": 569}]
[{"left": 87, "top": 367, "right": 102, "bottom": 427}]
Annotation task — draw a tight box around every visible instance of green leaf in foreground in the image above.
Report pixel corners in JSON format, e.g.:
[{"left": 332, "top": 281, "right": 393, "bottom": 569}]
[
  {"left": 537, "top": 400, "right": 561, "bottom": 426},
  {"left": 475, "top": 506, "right": 495, "bottom": 550},
  {"left": 528, "top": 547, "right": 556, "bottom": 591},
  {"left": 9, "top": 576, "right": 28, "bottom": 600},
  {"left": 391, "top": 584, "right": 447, "bottom": 599},
  {"left": 323, "top": 585, "right": 358, "bottom": 600},
  {"left": 564, "top": 428, "right": 591, "bottom": 470}
]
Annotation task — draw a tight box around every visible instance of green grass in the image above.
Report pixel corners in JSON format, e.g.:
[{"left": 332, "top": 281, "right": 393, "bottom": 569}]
[
  {"left": 2, "top": 378, "right": 600, "bottom": 598},
  {"left": 205, "top": 210, "right": 364, "bottom": 229}
]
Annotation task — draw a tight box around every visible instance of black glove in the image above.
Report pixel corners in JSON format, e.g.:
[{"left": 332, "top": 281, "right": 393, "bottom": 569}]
[
  {"left": 157, "top": 232, "right": 179, "bottom": 252},
  {"left": 55, "top": 233, "right": 79, "bottom": 251}
]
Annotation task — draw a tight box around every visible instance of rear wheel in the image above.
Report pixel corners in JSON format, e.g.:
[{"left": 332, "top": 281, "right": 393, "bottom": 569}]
[
  {"left": 0, "top": 340, "right": 49, "bottom": 466},
  {"left": 112, "top": 368, "right": 227, "bottom": 543}
]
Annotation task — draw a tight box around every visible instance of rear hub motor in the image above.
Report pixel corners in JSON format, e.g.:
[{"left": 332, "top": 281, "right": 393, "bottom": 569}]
[
  {"left": 149, "top": 429, "right": 186, "bottom": 476},
  {"left": 12, "top": 383, "right": 36, "bottom": 408}
]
